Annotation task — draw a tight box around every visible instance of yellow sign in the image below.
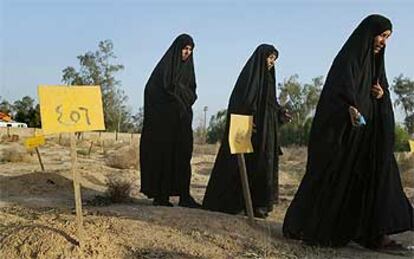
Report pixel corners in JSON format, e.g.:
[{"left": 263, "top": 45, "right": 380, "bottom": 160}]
[
  {"left": 409, "top": 140, "right": 414, "bottom": 153},
  {"left": 229, "top": 114, "right": 254, "bottom": 154},
  {"left": 38, "top": 86, "right": 105, "bottom": 134},
  {"left": 25, "top": 135, "right": 45, "bottom": 149}
]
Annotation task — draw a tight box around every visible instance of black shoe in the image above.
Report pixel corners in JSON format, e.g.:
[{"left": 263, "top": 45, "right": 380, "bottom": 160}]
[
  {"left": 179, "top": 196, "right": 201, "bottom": 209},
  {"left": 153, "top": 197, "right": 174, "bottom": 207},
  {"left": 253, "top": 207, "right": 269, "bottom": 219}
]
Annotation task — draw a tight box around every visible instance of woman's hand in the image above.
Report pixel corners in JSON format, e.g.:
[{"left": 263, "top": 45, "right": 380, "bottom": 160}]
[
  {"left": 282, "top": 109, "right": 292, "bottom": 123},
  {"left": 349, "top": 106, "right": 361, "bottom": 126},
  {"left": 371, "top": 81, "right": 384, "bottom": 99}
]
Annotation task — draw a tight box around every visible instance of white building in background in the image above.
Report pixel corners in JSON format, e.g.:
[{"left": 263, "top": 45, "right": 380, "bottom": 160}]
[{"left": 0, "top": 121, "right": 28, "bottom": 128}]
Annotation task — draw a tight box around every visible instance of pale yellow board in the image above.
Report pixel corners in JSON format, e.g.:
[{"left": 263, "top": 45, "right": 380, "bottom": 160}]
[
  {"left": 24, "top": 135, "right": 45, "bottom": 149},
  {"left": 38, "top": 86, "right": 105, "bottom": 134},
  {"left": 229, "top": 114, "right": 254, "bottom": 154},
  {"left": 409, "top": 140, "right": 414, "bottom": 153}
]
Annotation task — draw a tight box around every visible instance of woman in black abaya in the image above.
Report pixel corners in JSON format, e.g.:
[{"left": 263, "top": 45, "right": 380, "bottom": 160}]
[
  {"left": 203, "top": 44, "right": 290, "bottom": 218},
  {"left": 140, "top": 34, "right": 200, "bottom": 208},
  {"left": 283, "top": 14, "right": 413, "bottom": 249}
]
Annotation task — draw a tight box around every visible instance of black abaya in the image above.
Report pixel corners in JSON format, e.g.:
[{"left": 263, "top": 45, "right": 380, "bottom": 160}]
[
  {"left": 140, "top": 34, "right": 197, "bottom": 199},
  {"left": 202, "top": 44, "right": 283, "bottom": 215},
  {"left": 283, "top": 14, "right": 413, "bottom": 247}
]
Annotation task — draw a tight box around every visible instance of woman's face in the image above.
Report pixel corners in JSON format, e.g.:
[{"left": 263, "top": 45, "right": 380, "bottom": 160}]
[
  {"left": 373, "top": 30, "right": 391, "bottom": 54},
  {"left": 266, "top": 53, "right": 277, "bottom": 70},
  {"left": 181, "top": 45, "right": 193, "bottom": 61}
]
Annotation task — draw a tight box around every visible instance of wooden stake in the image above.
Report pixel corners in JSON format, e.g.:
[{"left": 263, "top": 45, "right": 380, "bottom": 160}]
[
  {"left": 99, "top": 132, "right": 104, "bottom": 153},
  {"left": 88, "top": 141, "right": 93, "bottom": 156},
  {"left": 237, "top": 154, "right": 255, "bottom": 224},
  {"left": 35, "top": 147, "right": 45, "bottom": 172},
  {"left": 70, "top": 133, "right": 84, "bottom": 246},
  {"left": 58, "top": 133, "right": 62, "bottom": 145}
]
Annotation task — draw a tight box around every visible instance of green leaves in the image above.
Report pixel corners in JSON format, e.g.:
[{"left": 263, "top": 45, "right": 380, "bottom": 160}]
[
  {"left": 392, "top": 74, "right": 414, "bottom": 134},
  {"left": 61, "top": 40, "right": 133, "bottom": 132},
  {"left": 278, "top": 75, "right": 323, "bottom": 146}
]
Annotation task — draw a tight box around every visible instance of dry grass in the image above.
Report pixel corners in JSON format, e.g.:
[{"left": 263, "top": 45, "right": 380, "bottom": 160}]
[
  {"left": 401, "top": 170, "right": 414, "bottom": 188},
  {"left": 279, "top": 146, "right": 307, "bottom": 185},
  {"left": 101, "top": 139, "right": 127, "bottom": 150},
  {"left": 0, "top": 134, "right": 20, "bottom": 143},
  {"left": 87, "top": 176, "right": 135, "bottom": 206},
  {"left": 396, "top": 152, "right": 414, "bottom": 188},
  {"left": 193, "top": 143, "right": 219, "bottom": 156},
  {"left": 105, "top": 177, "right": 133, "bottom": 203},
  {"left": 0, "top": 144, "right": 32, "bottom": 163},
  {"left": 76, "top": 149, "right": 90, "bottom": 156},
  {"left": 105, "top": 144, "right": 139, "bottom": 170},
  {"left": 281, "top": 145, "right": 307, "bottom": 162},
  {"left": 1, "top": 134, "right": 9, "bottom": 143},
  {"left": 396, "top": 152, "right": 414, "bottom": 172},
  {"left": 51, "top": 136, "right": 124, "bottom": 155}
]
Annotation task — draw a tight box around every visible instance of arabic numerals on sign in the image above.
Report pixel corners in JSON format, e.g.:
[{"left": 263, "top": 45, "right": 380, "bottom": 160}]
[{"left": 55, "top": 105, "right": 91, "bottom": 126}]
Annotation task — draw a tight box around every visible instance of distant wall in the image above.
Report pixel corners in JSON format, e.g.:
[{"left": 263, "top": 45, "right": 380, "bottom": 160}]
[{"left": 0, "top": 128, "right": 140, "bottom": 142}]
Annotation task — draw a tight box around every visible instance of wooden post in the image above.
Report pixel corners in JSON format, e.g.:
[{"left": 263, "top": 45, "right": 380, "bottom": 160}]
[
  {"left": 115, "top": 130, "right": 118, "bottom": 142},
  {"left": 100, "top": 133, "right": 104, "bottom": 153},
  {"left": 88, "top": 141, "right": 93, "bottom": 156},
  {"left": 7, "top": 126, "right": 10, "bottom": 137},
  {"left": 70, "top": 133, "right": 84, "bottom": 246},
  {"left": 58, "top": 133, "right": 62, "bottom": 145},
  {"left": 35, "top": 147, "right": 45, "bottom": 172},
  {"left": 237, "top": 154, "right": 255, "bottom": 224}
]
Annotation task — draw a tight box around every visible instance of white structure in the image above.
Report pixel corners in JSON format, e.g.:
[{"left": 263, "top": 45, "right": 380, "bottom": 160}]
[{"left": 0, "top": 121, "right": 28, "bottom": 128}]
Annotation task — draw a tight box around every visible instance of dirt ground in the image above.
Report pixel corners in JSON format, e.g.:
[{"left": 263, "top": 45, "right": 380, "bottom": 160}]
[{"left": 0, "top": 129, "right": 413, "bottom": 258}]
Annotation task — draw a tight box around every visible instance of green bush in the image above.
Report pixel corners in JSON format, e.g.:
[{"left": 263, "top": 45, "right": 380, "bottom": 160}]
[
  {"left": 206, "top": 109, "right": 227, "bottom": 144},
  {"left": 394, "top": 124, "right": 410, "bottom": 152}
]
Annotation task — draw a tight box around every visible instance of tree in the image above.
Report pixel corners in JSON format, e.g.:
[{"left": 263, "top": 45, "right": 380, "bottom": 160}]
[
  {"left": 130, "top": 107, "right": 144, "bottom": 133},
  {"left": 278, "top": 75, "right": 323, "bottom": 145},
  {"left": 0, "top": 97, "right": 13, "bottom": 114},
  {"left": 192, "top": 110, "right": 207, "bottom": 144},
  {"left": 206, "top": 109, "right": 227, "bottom": 144},
  {"left": 392, "top": 74, "right": 414, "bottom": 134},
  {"left": 62, "top": 40, "right": 131, "bottom": 131},
  {"left": 13, "top": 96, "right": 41, "bottom": 127}
]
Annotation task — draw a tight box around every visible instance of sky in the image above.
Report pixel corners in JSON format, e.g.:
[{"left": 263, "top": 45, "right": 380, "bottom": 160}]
[{"left": 1, "top": 0, "right": 413, "bottom": 123}]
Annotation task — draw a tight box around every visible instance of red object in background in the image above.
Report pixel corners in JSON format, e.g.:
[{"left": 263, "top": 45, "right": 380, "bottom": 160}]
[{"left": 0, "top": 112, "right": 12, "bottom": 122}]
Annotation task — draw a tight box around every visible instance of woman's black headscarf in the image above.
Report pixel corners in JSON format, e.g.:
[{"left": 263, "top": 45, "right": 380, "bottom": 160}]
[
  {"left": 203, "top": 44, "right": 282, "bottom": 214},
  {"left": 283, "top": 14, "right": 413, "bottom": 247},
  {"left": 230, "top": 44, "right": 279, "bottom": 155},
  {"left": 145, "top": 33, "right": 197, "bottom": 121},
  {"left": 228, "top": 44, "right": 279, "bottom": 114},
  {"left": 140, "top": 34, "right": 197, "bottom": 198}
]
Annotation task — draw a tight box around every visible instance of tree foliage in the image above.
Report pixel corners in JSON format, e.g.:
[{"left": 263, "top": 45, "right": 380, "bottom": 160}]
[
  {"left": 206, "top": 109, "right": 227, "bottom": 144},
  {"left": 392, "top": 74, "right": 414, "bottom": 134},
  {"left": 62, "top": 40, "right": 132, "bottom": 131},
  {"left": 278, "top": 75, "right": 323, "bottom": 145}
]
